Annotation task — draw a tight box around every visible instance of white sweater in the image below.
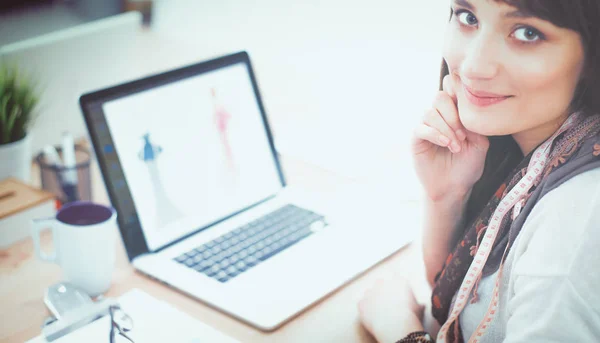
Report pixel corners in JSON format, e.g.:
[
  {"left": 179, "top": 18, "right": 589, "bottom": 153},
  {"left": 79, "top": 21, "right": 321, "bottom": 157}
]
[{"left": 445, "top": 167, "right": 600, "bottom": 342}]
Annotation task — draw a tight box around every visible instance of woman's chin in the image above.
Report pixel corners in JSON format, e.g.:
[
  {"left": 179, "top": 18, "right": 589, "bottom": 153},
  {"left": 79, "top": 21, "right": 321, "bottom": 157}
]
[{"left": 458, "top": 108, "right": 507, "bottom": 136}]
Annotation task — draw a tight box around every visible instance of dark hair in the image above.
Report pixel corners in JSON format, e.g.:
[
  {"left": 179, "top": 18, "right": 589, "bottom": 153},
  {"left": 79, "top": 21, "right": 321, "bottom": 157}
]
[{"left": 439, "top": 0, "right": 600, "bottom": 240}]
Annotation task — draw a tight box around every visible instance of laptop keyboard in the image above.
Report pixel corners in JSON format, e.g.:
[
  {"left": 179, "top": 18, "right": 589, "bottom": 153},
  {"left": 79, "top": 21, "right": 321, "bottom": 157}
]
[{"left": 173, "top": 204, "right": 327, "bottom": 283}]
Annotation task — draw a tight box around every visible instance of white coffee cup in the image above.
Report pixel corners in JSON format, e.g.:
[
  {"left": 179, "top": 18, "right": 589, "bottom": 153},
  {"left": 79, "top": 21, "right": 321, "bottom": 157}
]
[{"left": 31, "top": 201, "right": 117, "bottom": 296}]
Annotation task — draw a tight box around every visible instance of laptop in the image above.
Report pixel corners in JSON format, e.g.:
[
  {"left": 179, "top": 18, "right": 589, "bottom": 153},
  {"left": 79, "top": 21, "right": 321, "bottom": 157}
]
[{"left": 79, "top": 51, "right": 414, "bottom": 331}]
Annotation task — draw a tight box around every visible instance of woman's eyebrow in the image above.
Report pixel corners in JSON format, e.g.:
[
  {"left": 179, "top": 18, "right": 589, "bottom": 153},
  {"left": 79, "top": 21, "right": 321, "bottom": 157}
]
[
  {"left": 505, "top": 8, "right": 535, "bottom": 19},
  {"left": 454, "top": 0, "right": 535, "bottom": 19},
  {"left": 454, "top": 0, "right": 475, "bottom": 11}
]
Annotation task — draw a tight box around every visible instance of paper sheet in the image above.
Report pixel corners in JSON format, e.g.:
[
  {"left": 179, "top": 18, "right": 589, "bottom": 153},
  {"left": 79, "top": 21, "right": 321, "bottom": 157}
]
[{"left": 27, "top": 288, "right": 239, "bottom": 343}]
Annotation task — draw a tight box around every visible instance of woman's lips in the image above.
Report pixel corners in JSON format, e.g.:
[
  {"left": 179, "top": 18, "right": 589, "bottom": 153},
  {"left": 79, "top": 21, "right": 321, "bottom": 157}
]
[{"left": 463, "top": 85, "right": 512, "bottom": 107}]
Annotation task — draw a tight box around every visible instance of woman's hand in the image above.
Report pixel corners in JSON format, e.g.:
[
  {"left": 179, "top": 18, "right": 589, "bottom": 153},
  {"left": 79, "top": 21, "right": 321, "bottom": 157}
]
[
  {"left": 412, "top": 74, "right": 489, "bottom": 202},
  {"left": 358, "top": 274, "right": 425, "bottom": 343}
]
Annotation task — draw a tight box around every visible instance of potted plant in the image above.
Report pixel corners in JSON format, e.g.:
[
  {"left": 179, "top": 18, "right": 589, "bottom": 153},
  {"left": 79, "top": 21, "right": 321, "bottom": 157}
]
[{"left": 0, "top": 62, "right": 39, "bottom": 182}]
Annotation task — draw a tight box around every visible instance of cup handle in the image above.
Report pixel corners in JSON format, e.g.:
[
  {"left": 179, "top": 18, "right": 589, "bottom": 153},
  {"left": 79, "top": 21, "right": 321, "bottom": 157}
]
[{"left": 31, "top": 218, "right": 58, "bottom": 263}]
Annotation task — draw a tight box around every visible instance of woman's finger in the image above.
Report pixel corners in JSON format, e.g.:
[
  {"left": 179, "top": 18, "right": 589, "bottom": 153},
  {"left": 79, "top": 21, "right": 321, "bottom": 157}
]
[
  {"left": 442, "top": 74, "right": 457, "bottom": 104},
  {"left": 422, "top": 108, "right": 461, "bottom": 153},
  {"left": 412, "top": 123, "right": 452, "bottom": 154},
  {"left": 433, "top": 91, "right": 467, "bottom": 142},
  {"left": 442, "top": 74, "right": 467, "bottom": 141}
]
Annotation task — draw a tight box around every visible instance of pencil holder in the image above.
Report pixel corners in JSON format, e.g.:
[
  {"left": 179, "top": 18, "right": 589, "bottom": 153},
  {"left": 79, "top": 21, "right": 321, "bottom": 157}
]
[{"left": 36, "top": 144, "right": 92, "bottom": 206}]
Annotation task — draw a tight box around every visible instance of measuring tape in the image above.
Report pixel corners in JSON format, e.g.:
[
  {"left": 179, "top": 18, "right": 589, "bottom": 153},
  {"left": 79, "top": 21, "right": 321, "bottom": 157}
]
[{"left": 437, "top": 113, "right": 580, "bottom": 343}]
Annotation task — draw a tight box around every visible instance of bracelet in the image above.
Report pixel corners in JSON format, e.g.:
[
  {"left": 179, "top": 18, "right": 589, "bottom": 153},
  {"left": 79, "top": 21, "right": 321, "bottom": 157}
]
[{"left": 396, "top": 331, "right": 434, "bottom": 343}]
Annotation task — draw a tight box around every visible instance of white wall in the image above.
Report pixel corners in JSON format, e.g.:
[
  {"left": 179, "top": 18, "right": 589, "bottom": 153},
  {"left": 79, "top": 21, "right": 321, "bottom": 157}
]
[
  {"left": 151, "top": 0, "right": 450, "bottom": 199},
  {"left": 1, "top": 0, "right": 451, "bottom": 200}
]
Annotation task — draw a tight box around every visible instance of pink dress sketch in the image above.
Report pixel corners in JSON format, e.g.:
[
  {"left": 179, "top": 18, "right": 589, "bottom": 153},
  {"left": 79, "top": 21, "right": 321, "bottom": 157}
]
[{"left": 211, "top": 88, "right": 237, "bottom": 173}]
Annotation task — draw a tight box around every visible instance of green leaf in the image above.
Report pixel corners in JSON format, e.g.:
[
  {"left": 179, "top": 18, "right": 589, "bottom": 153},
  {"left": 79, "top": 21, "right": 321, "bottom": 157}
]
[
  {"left": 0, "top": 96, "right": 9, "bottom": 144},
  {"left": 5, "top": 105, "right": 20, "bottom": 143},
  {"left": 0, "top": 61, "right": 39, "bottom": 144},
  {"left": 0, "top": 94, "right": 9, "bottom": 125}
]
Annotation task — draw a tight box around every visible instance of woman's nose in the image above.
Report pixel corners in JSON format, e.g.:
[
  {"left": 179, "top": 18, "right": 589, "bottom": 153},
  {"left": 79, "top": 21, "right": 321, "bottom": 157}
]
[{"left": 461, "top": 31, "right": 501, "bottom": 81}]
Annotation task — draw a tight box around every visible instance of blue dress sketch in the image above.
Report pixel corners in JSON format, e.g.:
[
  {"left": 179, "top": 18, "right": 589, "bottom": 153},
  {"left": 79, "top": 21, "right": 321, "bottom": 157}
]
[{"left": 139, "top": 133, "right": 182, "bottom": 229}]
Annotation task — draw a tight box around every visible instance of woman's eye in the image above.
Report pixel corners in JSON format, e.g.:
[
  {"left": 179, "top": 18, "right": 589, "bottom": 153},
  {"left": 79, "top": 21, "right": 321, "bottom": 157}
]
[
  {"left": 513, "top": 27, "right": 543, "bottom": 43},
  {"left": 456, "top": 11, "right": 478, "bottom": 27}
]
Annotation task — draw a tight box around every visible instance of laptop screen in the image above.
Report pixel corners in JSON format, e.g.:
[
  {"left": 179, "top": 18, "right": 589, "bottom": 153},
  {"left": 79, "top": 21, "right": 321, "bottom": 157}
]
[{"left": 83, "top": 57, "right": 284, "bottom": 253}]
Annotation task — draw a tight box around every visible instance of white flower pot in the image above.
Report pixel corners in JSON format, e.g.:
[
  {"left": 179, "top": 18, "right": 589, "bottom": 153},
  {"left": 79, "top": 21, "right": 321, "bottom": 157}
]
[{"left": 0, "top": 134, "right": 32, "bottom": 183}]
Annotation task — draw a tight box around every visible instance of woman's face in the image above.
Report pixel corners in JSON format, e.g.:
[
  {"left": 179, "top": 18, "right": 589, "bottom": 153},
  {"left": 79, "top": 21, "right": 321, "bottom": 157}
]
[{"left": 442, "top": 0, "right": 585, "bottom": 153}]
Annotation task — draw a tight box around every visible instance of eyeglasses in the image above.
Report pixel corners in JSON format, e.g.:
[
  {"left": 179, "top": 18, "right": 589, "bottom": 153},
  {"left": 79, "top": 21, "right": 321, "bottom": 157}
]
[{"left": 109, "top": 305, "right": 134, "bottom": 343}]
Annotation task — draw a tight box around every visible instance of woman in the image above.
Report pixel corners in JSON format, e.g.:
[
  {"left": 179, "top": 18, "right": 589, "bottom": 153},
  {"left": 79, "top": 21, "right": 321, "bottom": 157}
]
[{"left": 358, "top": 0, "right": 600, "bottom": 342}]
